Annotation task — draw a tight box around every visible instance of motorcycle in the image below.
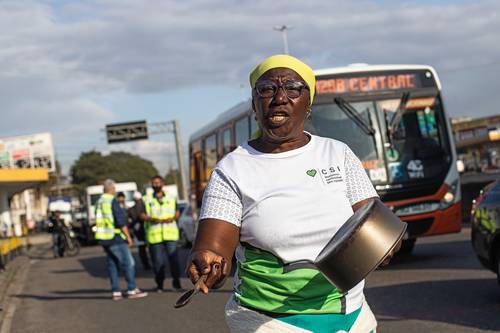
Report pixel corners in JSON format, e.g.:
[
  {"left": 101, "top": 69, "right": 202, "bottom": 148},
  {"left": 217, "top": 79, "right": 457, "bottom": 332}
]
[{"left": 57, "top": 225, "right": 80, "bottom": 257}]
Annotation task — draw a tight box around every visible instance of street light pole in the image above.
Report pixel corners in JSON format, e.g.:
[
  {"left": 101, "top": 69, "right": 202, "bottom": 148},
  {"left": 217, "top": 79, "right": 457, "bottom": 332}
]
[{"left": 273, "top": 25, "right": 293, "bottom": 55}]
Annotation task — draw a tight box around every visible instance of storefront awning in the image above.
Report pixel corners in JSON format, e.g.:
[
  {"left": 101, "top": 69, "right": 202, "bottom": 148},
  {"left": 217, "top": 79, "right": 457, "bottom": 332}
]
[{"left": 0, "top": 169, "right": 49, "bottom": 195}]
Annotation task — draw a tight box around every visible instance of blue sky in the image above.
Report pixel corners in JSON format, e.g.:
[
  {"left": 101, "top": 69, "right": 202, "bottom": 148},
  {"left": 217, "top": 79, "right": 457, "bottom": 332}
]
[{"left": 0, "top": 0, "right": 499, "bottom": 175}]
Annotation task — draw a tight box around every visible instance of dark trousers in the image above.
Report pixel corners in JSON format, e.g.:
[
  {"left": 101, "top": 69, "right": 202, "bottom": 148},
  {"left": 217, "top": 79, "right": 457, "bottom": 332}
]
[
  {"left": 134, "top": 229, "right": 151, "bottom": 270},
  {"left": 138, "top": 243, "right": 151, "bottom": 270},
  {"left": 52, "top": 233, "right": 63, "bottom": 257},
  {"left": 149, "top": 241, "right": 180, "bottom": 289}
]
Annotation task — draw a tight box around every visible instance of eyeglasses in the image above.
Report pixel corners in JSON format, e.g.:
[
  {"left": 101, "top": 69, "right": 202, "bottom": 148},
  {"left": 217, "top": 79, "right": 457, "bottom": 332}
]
[{"left": 255, "top": 80, "right": 309, "bottom": 99}]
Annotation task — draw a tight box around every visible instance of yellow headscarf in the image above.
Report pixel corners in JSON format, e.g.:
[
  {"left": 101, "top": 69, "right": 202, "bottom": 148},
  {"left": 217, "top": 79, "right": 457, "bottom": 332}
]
[{"left": 249, "top": 54, "right": 315, "bottom": 105}]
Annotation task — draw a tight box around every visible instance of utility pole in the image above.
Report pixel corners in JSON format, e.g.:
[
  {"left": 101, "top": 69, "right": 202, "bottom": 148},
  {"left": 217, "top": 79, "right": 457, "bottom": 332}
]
[
  {"left": 56, "top": 159, "right": 62, "bottom": 196},
  {"left": 172, "top": 120, "right": 188, "bottom": 201},
  {"left": 104, "top": 119, "right": 188, "bottom": 201},
  {"left": 273, "top": 25, "right": 293, "bottom": 55}
]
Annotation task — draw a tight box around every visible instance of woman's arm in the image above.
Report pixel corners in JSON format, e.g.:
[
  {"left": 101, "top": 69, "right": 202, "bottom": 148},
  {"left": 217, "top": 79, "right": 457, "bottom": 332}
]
[{"left": 187, "top": 218, "right": 240, "bottom": 293}]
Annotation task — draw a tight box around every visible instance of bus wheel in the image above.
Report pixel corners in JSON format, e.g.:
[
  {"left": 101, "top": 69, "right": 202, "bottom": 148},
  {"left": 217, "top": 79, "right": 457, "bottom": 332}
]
[{"left": 398, "top": 239, "right": 416, "bottom": 255}]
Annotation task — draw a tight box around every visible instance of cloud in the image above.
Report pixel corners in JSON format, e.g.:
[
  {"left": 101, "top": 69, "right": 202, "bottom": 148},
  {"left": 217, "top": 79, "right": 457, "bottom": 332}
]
[
  {"left": 6, "top": 0, "right": 500, "bottom": 93},
  {"left": 1, "top": 0, "right": 499, "bottom": 173}
]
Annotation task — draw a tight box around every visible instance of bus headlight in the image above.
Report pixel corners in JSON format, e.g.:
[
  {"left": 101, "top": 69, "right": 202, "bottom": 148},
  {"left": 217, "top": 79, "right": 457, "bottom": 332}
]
[
  {"left": 440, "top": 180, "right": 459, "bottom": 209},
  {"left": 443, "top": 191, "right": 454, "bottom": 203}
]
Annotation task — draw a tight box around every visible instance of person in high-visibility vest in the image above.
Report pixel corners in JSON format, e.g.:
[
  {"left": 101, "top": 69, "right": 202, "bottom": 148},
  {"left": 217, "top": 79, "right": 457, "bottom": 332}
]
[
  {"left": 141, "top": 175, "right": 182, "bottom": 292},
  {"left": 95, "top": 179, "right": 148, "bottom": 301}
]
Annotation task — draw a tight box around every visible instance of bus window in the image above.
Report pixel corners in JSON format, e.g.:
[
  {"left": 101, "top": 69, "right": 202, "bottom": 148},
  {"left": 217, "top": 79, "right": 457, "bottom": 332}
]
[
  {"left": 189, "top": 140, "right": 202, "bottom": 191},
  {"left": 250, "top": 116, "right": 258, "bottom": 137},
  {"left": 203, "top": 134, "right": 217, "bottom": 181},
  {"left": 191, "top": 150, "right": 202, "bottom": 185},
  {"left": 235, "top": 117, "right": 249, "bottom": 146},
  {"left": 222, "top": 128, "right": 232, "bottom": 155}
]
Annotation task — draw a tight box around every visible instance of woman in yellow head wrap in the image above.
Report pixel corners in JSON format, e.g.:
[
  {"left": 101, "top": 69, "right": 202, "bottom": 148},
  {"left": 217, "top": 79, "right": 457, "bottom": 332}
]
[
  {"left": 187, "top": 55, "right": 381, "bottom": 332},
  {"left": 249, "top": 54, "right": 316, "bottom": 140}
]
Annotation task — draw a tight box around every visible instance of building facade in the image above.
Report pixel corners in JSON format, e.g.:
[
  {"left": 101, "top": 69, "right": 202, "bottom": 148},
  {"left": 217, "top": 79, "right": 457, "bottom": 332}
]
[{"left": 452, "top": 115, "right": 500, "bottom": 173}]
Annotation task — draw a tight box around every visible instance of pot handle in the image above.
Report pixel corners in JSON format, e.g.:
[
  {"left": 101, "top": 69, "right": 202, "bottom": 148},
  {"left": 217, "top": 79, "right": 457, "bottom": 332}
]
[{"left": 282, "top": 260, "right": 317, "bottom": 273}]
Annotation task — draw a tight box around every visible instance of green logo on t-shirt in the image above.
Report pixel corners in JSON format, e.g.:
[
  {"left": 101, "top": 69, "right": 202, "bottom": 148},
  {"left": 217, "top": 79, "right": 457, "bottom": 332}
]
[{"left": 306, "top": 169, "right": 317, "bottom": 177}]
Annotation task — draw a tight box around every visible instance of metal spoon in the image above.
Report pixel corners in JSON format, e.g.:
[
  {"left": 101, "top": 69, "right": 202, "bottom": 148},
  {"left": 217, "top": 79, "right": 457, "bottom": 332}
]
[
  {"left": 174, "top": 276, "right": 206, "bottom": 309},
  {"left": 174, "top": 262, "right": 220, "bottom": 309}
]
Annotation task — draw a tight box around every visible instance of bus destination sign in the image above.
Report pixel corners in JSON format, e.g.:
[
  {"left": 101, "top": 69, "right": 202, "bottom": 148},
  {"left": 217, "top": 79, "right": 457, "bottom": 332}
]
[{"left": 316, "top": 73, "right": 418, "bottom": 95}]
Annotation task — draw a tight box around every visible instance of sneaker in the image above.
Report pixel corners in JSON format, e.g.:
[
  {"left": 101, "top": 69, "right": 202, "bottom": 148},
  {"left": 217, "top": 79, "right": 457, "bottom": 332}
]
[
  {"left": 127, "top": 288, "right": 148, "bottom": 299},
  {"left": 156, "top": 288, "right": 163, "bottom": 294},
  {"left": 112, "top": 291, "right": 123, "bottom": 301}
]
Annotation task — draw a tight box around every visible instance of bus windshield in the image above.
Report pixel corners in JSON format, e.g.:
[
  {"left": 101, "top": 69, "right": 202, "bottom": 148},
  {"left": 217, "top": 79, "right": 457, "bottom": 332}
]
[
  {"left": 306, "top": 93, "right": 451, "bottom": 185},
  {"left": 378, "top": 95, "right": 451, "bottom": 183},
  {"left": 306, "top": 100, "right": 380, "bottom": 164}
]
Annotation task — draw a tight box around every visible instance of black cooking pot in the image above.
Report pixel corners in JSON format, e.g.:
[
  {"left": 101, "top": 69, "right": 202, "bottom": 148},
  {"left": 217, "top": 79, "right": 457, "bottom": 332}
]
[{"left": 283, "top": 198, "right": 407, "bottom": 293}]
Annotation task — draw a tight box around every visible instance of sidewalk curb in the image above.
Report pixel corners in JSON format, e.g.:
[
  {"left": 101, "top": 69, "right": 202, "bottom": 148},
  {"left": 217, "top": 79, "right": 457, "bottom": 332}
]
[
  {"left": 0, "top": 237, "right": 50, "bottom": 333},
  {"left": 0, "top": 255, "right": 30, "bottom": 333}
]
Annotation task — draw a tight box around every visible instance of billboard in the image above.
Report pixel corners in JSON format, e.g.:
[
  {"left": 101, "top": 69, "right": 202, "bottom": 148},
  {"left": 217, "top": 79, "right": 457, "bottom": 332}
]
[{"left": 0, "top": 132, "right": 56, "bottom": 172}]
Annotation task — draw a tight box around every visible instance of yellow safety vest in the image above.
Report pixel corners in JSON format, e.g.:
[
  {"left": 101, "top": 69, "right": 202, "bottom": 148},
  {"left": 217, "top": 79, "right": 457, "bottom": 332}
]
[
  {"left": 94, "top": 193, "right": 125, "bottom": 241},
  {"left": 143, "top": 193, "right": 179, "bottom": 243}
]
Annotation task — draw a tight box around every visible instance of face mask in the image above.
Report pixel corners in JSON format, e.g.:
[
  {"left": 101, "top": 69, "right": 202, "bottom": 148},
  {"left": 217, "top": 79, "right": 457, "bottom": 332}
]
[{"left": 153, "top": 186, "right": 162, "bottom": 193}]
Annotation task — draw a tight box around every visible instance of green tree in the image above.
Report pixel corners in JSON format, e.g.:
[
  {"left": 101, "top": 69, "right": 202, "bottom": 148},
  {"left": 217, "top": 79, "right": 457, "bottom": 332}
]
[{"left": 70, "top": 150, "right": 158, "bottom": 191}]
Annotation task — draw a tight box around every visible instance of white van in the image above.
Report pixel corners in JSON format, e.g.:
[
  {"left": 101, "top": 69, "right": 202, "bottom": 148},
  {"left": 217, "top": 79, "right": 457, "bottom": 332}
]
[{"left": 86, "top": 182, "right": 138, "bottom": 226}]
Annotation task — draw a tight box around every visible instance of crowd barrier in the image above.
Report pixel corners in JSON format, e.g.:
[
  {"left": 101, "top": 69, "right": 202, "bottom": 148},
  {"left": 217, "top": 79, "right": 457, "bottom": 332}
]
[{"left": 0, "top": 236, "right": 27, "bottom": 269}]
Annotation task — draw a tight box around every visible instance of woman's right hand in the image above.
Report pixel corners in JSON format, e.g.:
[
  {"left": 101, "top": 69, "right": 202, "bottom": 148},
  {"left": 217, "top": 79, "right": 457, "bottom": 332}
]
[{"left": 186, "top": 250, "right": 229, "bottom": 294}]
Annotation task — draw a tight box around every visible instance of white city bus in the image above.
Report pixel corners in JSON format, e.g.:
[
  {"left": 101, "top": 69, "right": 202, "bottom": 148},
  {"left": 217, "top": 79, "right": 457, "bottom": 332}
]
[{"left": 189, "top": 64, "right": 461, "bottom": 255}]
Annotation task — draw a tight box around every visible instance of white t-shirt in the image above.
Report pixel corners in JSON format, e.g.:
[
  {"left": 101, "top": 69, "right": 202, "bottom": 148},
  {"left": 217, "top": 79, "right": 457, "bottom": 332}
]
[{"left": 200, "top": 133, "right": 378, "bottom": 314}]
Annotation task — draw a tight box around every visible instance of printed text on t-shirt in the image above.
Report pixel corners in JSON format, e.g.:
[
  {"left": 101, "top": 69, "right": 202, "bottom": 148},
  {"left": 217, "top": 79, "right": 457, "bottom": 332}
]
[{"left": 319, "top": 166, "right": 343, "bottom": 185}]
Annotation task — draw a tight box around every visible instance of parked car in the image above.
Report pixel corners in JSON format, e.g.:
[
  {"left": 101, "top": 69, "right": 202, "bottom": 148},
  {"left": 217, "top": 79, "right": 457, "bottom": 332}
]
[
  {"left": 470, "top": 180, "right": 500, "bottom": 287},
  {"left": 177, "top": 201, "right": 197, "bottom": 248}
]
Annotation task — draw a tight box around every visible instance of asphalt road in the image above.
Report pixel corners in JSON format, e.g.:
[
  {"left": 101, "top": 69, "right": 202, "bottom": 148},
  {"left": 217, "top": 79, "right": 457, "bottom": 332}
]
[{"left": 9, "top": 227, "right": 500, "bottom": 333}]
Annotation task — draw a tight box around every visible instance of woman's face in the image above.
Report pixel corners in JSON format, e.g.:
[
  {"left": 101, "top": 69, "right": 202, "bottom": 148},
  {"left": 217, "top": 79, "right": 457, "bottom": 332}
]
[{"left": 252, "top": 68, "right": 310, "bottom": 144}]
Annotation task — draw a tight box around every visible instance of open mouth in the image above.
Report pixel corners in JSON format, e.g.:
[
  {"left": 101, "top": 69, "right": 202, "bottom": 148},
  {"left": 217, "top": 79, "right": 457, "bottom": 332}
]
[{"left": 267, "top": 112, "right": 289, "bottom": 127}]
